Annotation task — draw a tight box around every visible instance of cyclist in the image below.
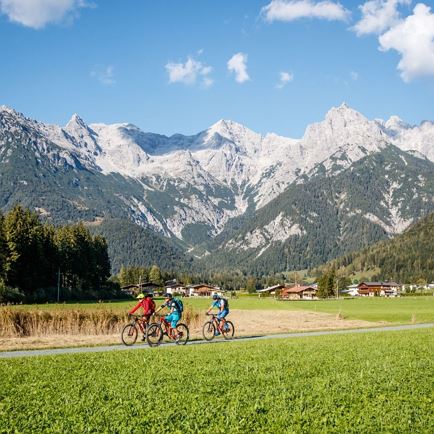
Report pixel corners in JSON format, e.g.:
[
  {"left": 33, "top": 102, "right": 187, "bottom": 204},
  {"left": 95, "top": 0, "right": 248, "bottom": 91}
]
[
  {"left": 155, "top": 293, "right": 183, "bottom": 339},
  {"left": 129, "top": 292, "right": 156, "bottom": 340},
  {"left": 207, "top": 293, "right": 229, "bottom": 335}
]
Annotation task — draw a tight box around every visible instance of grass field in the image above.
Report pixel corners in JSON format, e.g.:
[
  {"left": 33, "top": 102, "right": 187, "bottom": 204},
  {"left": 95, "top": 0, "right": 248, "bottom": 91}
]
[
  {"left": 1, "top": 328, "right": 433, "bottom": 433},
  {"left": 8, "top": 296, "right": 434, "bottom": 323}
]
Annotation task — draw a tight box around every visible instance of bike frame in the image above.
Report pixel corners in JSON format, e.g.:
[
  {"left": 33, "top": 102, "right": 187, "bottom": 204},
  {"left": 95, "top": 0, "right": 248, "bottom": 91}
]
[
  {"left": 208, "top": 313, "right": 225, "bottom": 332},
  {"left": 129, "top": 314, "right": 150, "bottom": 334},
  {"left": 154, "top": 314, "right": 177, "bottom": 340}
]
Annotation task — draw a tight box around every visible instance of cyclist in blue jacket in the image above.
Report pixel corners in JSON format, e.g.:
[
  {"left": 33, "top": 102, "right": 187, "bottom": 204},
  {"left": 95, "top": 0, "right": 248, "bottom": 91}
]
[{"left": 207, "top": 293, "right": 229, "bottom": 335}]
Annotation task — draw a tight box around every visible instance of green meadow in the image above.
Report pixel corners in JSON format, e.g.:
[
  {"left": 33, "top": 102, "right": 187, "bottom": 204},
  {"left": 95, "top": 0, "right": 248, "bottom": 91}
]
[{"left": 1, "top": 328, "right": 433, "bottom": 433}]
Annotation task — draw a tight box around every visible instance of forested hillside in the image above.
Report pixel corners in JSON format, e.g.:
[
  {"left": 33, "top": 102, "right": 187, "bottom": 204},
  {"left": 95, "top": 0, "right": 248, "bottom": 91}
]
[
  {"left": 315, "top": 212, "right": 434, "bottom": 283},
  {"left": 88, "top": 219, "right": 194, "bottom": 274}
]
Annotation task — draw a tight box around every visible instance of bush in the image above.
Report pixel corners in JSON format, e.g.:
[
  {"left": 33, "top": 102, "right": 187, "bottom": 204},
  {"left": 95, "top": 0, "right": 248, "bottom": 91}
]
[{"left": 0, "top": 280, "right": 24, "bottom": 303}]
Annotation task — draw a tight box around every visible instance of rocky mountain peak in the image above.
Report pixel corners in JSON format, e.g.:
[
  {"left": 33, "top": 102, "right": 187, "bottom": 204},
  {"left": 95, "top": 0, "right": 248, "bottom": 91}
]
[
  {"left": 384, "top": 115, "right": 411, "bottom": 134},
  {"left": 65, "top": 113, "right": 90, "bottom": 133},
  {"left": 325, "top": 102, "right": 367, "bottom": 124}
]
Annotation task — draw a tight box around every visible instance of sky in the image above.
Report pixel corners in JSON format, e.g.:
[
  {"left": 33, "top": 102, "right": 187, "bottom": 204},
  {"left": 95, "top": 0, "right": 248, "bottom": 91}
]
[{"left": 1, "top": 0, "right": 434, "bottom": 138}]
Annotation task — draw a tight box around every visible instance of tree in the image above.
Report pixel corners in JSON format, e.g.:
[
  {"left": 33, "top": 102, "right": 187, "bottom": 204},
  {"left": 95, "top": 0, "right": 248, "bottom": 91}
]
[
  {"left": 317, "top": 269, "right": 336, "bottom": 298},
  {"left": 0, "top": 212, "right": 8, "bottom": 280},
  {"left": 245, "top": 276, "right": 257, "bottom": 294},
  {"left": 4, "top": 205, "right": 48, "bottom": 298},
  {"left": 149, "top": 265, "right": 162, "bottom": 285}
]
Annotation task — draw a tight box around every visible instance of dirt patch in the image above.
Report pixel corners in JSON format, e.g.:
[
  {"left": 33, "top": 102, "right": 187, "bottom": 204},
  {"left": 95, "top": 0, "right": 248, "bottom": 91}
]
[
  {"left": 0, "top": 310, "right": 383, "bottom": 351},
  {"left": 212, "top": 309, "right": 384, "bottom": 336}
]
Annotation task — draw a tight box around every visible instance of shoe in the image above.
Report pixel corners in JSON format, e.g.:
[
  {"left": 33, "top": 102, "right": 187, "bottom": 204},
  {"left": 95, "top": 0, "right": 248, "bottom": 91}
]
[
  {"left": 141, "top": 335, "right": 146, "bottom": 341},
  {"left": 214, "top": 331, "right": 221, "bottom": 336}
]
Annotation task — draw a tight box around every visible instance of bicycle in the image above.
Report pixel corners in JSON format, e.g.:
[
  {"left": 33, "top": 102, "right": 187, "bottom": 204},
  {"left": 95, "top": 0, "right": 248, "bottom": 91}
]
[
  {"left": 202, "top": 313, "right": 235, "bottom": 341},
  {"left": 146, "top": 314, "right": 189, "bottom": 347},
  {"left": 121, "top": 314, "right": 151, "bottom": 346}
]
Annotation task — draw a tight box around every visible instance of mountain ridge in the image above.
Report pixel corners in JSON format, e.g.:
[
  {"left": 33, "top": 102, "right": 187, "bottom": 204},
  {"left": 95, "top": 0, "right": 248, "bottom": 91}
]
[{"left": 1, "top": 103, "right": 433, "bottom": 273}]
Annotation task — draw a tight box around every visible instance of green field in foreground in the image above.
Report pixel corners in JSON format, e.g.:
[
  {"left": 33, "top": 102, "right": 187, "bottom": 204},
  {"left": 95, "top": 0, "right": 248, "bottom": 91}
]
[
  {"left": 9, "top": 296, "right": 434, "bottom": 324},
  {"left": 0, "top": 329, "right": 433, "bottom": 433}
]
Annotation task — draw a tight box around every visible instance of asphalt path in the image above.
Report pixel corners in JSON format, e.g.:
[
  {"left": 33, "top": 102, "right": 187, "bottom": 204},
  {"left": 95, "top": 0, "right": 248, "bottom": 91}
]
[{"left": 1, "top": 323, "right": 433, "bottom": 359}]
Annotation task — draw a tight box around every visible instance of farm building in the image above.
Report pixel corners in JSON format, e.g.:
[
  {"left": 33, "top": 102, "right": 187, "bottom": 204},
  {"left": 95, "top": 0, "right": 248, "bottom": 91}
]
[
  {"left": 281, "top": 285, "right": 317, "bottom": 300},
  {"left": 357, "top": 282, "right": 400, "bottom": 297}
]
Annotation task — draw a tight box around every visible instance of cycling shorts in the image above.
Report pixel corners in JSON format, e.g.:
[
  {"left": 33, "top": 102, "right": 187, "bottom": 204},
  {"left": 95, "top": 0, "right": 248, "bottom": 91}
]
[
  {"left": 217, "top": 309, "right": 229, "bottom": 320},
  {"left": 165, "top": 312, "right": 181, "bottom": 328}
]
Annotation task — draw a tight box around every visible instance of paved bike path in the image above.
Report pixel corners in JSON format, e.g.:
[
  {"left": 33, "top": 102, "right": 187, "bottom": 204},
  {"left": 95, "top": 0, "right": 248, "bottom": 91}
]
[{"left": 1, "top": 323, "right": 433, "bottom": 359}]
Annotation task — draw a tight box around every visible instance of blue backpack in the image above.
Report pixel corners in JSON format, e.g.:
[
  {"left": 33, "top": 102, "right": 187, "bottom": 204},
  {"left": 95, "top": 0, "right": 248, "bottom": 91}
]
[{"left": 173, "top": 298, "right": 184, "bottom": 314}]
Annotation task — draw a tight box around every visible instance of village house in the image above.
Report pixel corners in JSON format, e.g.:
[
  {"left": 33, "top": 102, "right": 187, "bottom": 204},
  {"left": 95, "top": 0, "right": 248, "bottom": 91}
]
[
  {"left": 280, "top": 285, "right": 317, "bottom": 300},
  {"left": 357, "top": 281, "right": 400, "bottom": 297},
  {"left": 120, "top": 281, "right": 160, "bottom": 297},
  {"left": 341, "top": 284, "right": 360, "bottom": 297},
  {"left": 256, "top": 284, "right": 286, "bottom": 296},
  {"left": 164, "top": 279, "right": 188, "bottom": 296},
  {"left": 188, "top": 284, "right": 222, "bottom": 297}
]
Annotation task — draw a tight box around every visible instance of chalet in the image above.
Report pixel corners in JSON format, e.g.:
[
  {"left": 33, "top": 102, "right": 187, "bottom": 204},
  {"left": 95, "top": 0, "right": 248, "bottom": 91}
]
[
  {"left": 357, "top": 281, "right": 400, "bottom": 297},
  {"left": 188, "top": 284, "right": 221, "bottom": 297},
  {"left": 281, "top": 285, "right": 317, "bottom": 300},
  {"left": 121, "top": 281, "right": 160, "bottom": 297},
  {"left": 257, "top": 284, "right": 286, "bottom": 296},
  {"left": 341, "top": 284, "right": 360, "bottom": 297},
  {"left": 164, "top": 279, "right": 188, "bottom": 296}
]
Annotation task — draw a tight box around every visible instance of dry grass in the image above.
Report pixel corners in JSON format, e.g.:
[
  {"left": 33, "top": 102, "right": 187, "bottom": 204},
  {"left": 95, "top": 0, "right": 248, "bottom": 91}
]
[{"left": 0, "top": 306, "right": 201, "bottom": 339}]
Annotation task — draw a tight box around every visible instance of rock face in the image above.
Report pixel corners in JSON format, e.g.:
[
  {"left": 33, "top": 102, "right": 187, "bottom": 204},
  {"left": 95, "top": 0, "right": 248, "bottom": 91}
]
[{"left": 1, "top": 103, "right": 433, "bottom": 271}]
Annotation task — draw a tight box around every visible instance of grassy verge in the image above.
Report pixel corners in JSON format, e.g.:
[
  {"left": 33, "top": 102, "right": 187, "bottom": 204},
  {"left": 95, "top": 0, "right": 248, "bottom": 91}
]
[{"left": 0, "top": 328, "right": 433, "bottom": 433}]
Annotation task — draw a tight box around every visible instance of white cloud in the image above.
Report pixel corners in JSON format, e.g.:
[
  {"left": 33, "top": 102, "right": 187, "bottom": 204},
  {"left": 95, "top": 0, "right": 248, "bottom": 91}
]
[
  {"left": 352, "top": 0, "right": 411, "bottom": 36},
  {"left": 227, "top": 52, "right": 250, "bottom": 83},
  {"left": 261, "top": 0, "right": 350, "bottom": 22},
  {"left": 379, "top": 3, "right": 434, "bottom": 81},
  {"left": 165, "top": 56, "right": 213, "bottom": 87},
  {"left": 276, "top": 71, "right": 294, "bottom": 88},
  {"left": 0, "top": 0, "right": 91, "bottom": 29},
  {"left": 91, "top": 66, "right": 116, "bottom": 86},
  {"left": 350, "top": 70, "right": 359, "bottom": 80}
]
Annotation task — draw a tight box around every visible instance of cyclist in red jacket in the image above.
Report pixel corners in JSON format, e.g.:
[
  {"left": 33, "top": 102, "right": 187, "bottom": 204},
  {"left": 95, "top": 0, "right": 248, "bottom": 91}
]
[{"left": 129, "top": 293, "right": 156, "bottom": 340}]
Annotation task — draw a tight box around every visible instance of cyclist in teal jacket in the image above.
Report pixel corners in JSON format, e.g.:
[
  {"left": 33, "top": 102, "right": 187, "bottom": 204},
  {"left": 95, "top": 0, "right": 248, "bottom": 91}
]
[{"left": 156, "top": 293, "right": 182, "bottom": 338}]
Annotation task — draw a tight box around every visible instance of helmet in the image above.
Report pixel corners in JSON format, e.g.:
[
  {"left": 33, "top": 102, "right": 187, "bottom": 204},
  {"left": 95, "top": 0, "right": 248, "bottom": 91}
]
[
  {"left": 212, "top": 293, "right": 220, "bottom": 300},
  {"left": 164, "top": 293, "right": 173, "bottom": 299},
  {"left": 136, "top": 293, "right": 145, "bottom": 299},
  {"left": 145, "top": 292, "right": 153, "bottom": 298}
]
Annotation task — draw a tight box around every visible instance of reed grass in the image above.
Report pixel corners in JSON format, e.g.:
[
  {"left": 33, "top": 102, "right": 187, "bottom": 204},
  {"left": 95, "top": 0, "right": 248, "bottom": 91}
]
[{"left": 0, "top": 307, "right": 202, "bottom": 338}]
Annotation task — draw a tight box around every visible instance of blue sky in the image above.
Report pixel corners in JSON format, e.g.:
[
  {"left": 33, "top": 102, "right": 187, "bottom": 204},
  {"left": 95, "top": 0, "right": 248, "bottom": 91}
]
[{"left": 1, "top": 0, "right": 434, "bottom": 138}]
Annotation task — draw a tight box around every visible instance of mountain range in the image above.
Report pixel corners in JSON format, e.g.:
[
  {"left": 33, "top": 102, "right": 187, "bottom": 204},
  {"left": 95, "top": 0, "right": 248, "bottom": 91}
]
[{"left": 0, "top": 103, "right": 433, "bottom": 274}]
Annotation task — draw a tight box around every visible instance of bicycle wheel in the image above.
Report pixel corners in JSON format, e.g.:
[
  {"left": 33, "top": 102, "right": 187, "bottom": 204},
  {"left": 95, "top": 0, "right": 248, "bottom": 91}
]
[
  {"left": 146, "top": 323, "right": 163, "bottom": 347},
  {"left": 202, "top": 321, "right": 215, "bottom": 341},
  {"left": 222, "top": 321, "right": 235, "bottom": 340},
  {"left": 175, "top": 323, "right": 189, "bottom": 345},
  {"left": 121, "top": 324, "right": 138, "bottom": 346}
]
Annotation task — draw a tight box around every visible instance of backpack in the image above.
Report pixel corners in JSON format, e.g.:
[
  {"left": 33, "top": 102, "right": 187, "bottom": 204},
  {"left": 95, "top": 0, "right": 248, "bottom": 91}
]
[
  {"left": 173, "top": 298, "right": 184, "bottom": 314},
  {"left": 222, "top": 297, "right": 229, "bottom": 310}
]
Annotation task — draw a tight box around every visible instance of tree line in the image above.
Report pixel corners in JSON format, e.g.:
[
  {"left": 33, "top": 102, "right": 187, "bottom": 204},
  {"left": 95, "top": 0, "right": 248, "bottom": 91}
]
[{"left": 0, "top": 206, "right": 116, "bottom": 303}]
